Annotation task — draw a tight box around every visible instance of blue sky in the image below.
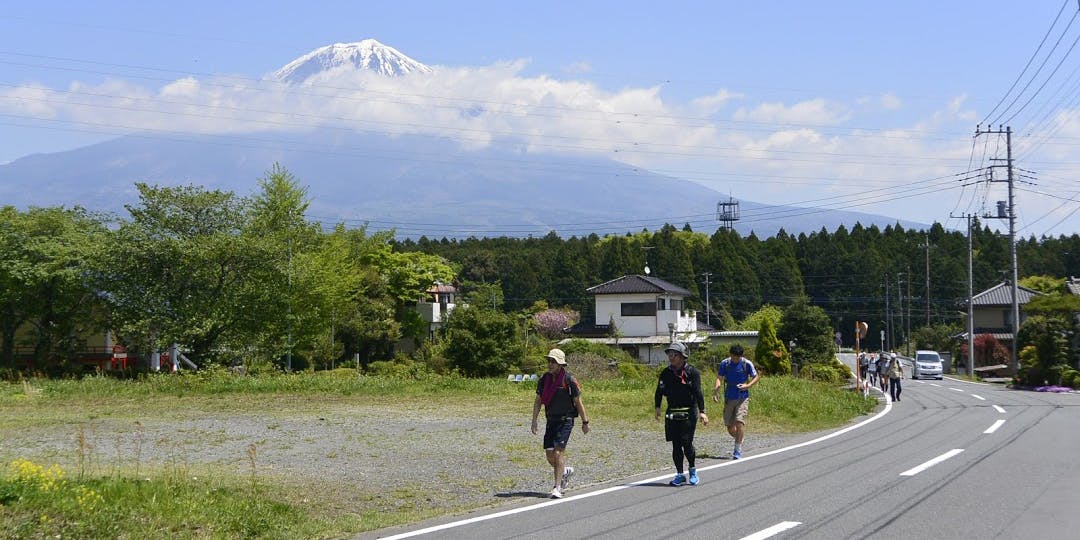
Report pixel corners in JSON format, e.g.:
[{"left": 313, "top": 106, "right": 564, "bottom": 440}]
[{"left": 2, "top": 1, "right": 1079, "bottom": 237}]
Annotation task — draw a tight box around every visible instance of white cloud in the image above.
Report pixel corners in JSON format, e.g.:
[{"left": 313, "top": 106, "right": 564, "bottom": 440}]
[
  {"left": 689, "top": 89, "right": 741, "bottom": 116},
  {"left": 732, "top": 98, "right": 850, "bottom": 125}
]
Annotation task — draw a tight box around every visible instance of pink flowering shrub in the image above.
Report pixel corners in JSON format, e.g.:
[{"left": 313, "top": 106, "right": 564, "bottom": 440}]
[{"left": 533, "top": 309, "right": 579, "bottom": 340}]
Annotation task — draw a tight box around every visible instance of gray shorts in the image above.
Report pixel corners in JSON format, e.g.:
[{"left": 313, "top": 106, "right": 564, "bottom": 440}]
[{"left": 723, "top": 398, "right": 749, "bottom": 426}]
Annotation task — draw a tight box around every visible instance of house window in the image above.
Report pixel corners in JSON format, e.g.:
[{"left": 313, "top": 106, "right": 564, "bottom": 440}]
[
  {"left": 657, "top": 298, "right": 683, "bottom": 311},
  {"left": 621, "top": 302, "right": 657, "bottom": 316}
]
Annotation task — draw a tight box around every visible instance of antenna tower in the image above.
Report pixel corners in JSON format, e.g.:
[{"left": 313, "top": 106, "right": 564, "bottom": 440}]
[{"left": 716, "top": 196, "right": 741, "bottom": 231}]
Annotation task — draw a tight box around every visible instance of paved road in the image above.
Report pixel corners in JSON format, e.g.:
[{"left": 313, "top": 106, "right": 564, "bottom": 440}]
[{"left": 363, "top": 354, "right": 1080, "bottom": 539}]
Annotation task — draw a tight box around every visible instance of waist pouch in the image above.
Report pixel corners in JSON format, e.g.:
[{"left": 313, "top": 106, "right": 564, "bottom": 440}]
[{"left": 665, "top": 407, "right": 691, "bottom": 421}]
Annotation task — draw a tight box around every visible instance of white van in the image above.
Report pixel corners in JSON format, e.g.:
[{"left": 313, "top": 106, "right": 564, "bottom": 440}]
[{"left": 912, "top": 350, "right": 944, "bottom": 380}]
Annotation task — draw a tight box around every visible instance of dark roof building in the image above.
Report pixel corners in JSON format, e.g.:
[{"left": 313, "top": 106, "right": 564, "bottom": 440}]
[{"left": 585, "top": 274, "right": 692, "bottom": 296}]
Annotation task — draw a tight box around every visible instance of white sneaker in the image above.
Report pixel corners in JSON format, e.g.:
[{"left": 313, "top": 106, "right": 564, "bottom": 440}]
[
  {"left": 561, "top": 466, "right": 574, "bottom": 489},
  {"left": 550, "top": 486, "right": 563, "bottom": 499}
]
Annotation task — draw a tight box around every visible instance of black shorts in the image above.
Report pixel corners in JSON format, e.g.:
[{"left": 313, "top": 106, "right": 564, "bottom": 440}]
[
  {"left": 543, "top": 417, "right": 575, "bottom": 450},
  {"left": 664, "top": 412, "right": 697, "bottom": 443}
]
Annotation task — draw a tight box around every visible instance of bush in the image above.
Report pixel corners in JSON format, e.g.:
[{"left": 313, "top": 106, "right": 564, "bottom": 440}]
[
  {"left": 365, "top": 359, "right": 433, "bottom": 380},
  {"left": 1061, "top": 369, "right": 1080, "bottom": 389},
  {"left": 563, "top": 352, "right": 620, "bottom": 380},
  {"left": 1045, "top": 364, "right": 1068, "bottom": 386},
  {"left": 799, "top": 358, "right": 850, "bottom": 384},
  {"left": 560, "top": 339, "right": 636, "bottom": 364},
  {"left": 441, "top": 306, "right": 519, "bottom": 377},
  {"left": 616, "top": 361, "right": 657, "bottom": 380}
]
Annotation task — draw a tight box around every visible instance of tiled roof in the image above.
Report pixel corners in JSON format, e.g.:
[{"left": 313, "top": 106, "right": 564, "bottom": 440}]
[
  {"left": 586, "top": 274, "right": 692, "bottom": 296},
  {"left": 970, "top": 282, "right": 1042, "bottom": 306},
  {"left": 954, "top": 331, "right": 1015, "bottom": 341}
]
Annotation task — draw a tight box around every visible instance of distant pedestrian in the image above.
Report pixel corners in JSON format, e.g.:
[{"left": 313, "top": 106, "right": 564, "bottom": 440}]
[
  {"left": 858, "top": 353, "right": 870, "bottom": 384},
  {"left": 876, "top": 354, "right": 890, "bottom": 393},
  {"left": 713, "top": 344, "right": 760, "bottom": 460},
  {"left": 654, "top": 342, "right": 708, "bottom": 486},
  {"left": 531, "top": 348, "right": 590, "bottom": 499},
  {"left": 867, "top": 352, "right": 879, "bottom": 388},
  {"left": 887, "top": 353, "right": 904, "bottom": 402}
]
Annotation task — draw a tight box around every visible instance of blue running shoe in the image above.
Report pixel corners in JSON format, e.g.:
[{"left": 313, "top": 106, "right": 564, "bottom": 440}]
[
  {"left": 669, "top": 473, "right": 686, "bottom": 486},
  {"left": 732, "top": 449, "right": 742, "bottom": 460},
  {"left": 688, "top": 468, "right": 699, "bottom": 485}
]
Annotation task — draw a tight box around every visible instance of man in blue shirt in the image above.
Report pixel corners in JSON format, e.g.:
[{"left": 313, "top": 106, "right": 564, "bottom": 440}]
[{"left": 712, "top": 344, "right": 760, "bottom": 459}]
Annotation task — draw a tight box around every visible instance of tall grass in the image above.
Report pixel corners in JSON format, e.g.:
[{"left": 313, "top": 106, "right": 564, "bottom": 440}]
[{"left": 0, "top": 458, "right": 330, "bottom": 540}]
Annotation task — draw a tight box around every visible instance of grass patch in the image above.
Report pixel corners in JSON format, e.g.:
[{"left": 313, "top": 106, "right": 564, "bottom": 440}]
[{"left": 0, "top": 458, "right": 349, "bottom": 540}]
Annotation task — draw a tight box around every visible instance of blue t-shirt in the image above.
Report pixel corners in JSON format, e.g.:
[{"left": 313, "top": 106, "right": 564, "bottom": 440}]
[{"left": 718, "top": 357, "right": 757, "bottom": 401}]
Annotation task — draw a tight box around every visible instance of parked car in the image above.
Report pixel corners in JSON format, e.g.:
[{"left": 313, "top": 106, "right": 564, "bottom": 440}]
[{"left": 912, "top": 350, "right": 943, "bottom": 380}]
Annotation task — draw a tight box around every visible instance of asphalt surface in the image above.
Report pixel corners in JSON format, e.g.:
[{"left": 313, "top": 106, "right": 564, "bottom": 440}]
[{"left": 362, "top": 354, "right": 1080, "bottom": 540}]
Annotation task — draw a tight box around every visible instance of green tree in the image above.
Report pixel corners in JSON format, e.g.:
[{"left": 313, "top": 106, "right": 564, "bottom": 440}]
[
  {"left": 738, "top": 305, "right": 784, "bottom": 333},
  {"left": 1016, "top": 315, "right": 1073, "bottom": 385},
  {"left": 907, "top": 323, "right": 961, "bottom": 353},
  {"left": 0, "top": 207, "right": 107, "bottom": 370},
  {"left": 92, "top": 183, "right": 259, "bottom": 364},
  {"left": 777, "top": 298, "right": 834, "bottom": 365},
  {"left": 245, "top": 165, "right": 322, "bottom": 368},
  {"left": 461, "top": 280, "right": 504, "bottom": 311},
  {"left": 1019, "top": 275, "right": 1066, "bottom": 296},
  {"left": 754, "top": 316, "right": 791, "bottom": 375},
  {"left": 441, "top": 305, "right": 520, "bottom": 377}
]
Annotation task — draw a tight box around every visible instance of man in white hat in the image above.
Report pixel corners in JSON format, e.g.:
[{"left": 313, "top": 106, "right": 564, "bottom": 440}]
[{"left": 531, "top": 348, "right": 590, "bottom": 499}]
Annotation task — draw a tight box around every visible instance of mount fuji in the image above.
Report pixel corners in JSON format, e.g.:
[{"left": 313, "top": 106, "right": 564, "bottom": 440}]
[
  {"left": 273, "top": 39, "right": 433, "bottom": 83},
  {"left": 0, "top": 39, "right": 925, "bottom": 239}
]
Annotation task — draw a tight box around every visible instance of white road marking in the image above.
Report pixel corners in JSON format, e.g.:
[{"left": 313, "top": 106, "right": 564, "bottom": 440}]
[
  {"left": 900, "top": 449, "right": 965, "bottom": 476},
  {"left": 984, "top": 419, "right": 1006, "bottom": 434},
  {"left": 379, "top": 396, "right": 896, "bottom": 539},
  {"left": 949, "top": 387, "right": 964, "bottom": 392},
  {"left": 971, "top": 394, "right": 985, "bottom": 400},
  {"left": 993, "top": 405, "right": 1006, "bottom": 414},
  {"left": 741, "top": 521, "right": 802, "bottom": 540},
  {"left": 930, "top": 383, "right": 941, "bottom": 387}
]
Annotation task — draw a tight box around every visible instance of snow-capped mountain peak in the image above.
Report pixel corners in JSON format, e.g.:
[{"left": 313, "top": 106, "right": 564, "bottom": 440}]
[{"left": 273, "top": 39, "right": 432, "bottom": 83}]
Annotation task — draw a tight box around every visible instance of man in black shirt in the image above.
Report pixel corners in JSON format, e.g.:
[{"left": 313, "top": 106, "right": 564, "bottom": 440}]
[
  {"left": 531, "top": 348, "right": 590, "bottom": 499},
  {"left": 654, "top": 342, "right": 709, "bottom": 486}
]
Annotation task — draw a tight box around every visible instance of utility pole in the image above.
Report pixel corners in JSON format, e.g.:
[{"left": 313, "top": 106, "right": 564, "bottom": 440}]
[
  {"left": 884, "top": 273, "right": 892, "bottom": 351},
  {"left": 906, "top": 266, "right": 912, "bottom": 355},
  {"left": 702, "top": 272, "right": 713, "bottom": 327},
  {"left": 952, "top": 213, "right": 977, "bottom": 377},
  {"left": 975, "top": 125, "right": 1021, "bottom": 373},
  {"left": 924, "top": 234, "right": 931, "bottom": 326},
  {"left": 896, "top": 273, "right": 904, "bottom": 353}
]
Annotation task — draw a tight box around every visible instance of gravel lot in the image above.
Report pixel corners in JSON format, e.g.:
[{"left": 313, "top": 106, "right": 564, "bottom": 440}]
[{"left": 1, "top": 399, "right": 847, "bottom": 531}]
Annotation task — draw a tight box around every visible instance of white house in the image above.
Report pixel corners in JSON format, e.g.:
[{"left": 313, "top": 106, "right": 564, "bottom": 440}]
[
  {"left": 416, "top": 283, "right": 458, "bottom": 340},
  {"left": 396, "top": 282, "right": 459, "bottom": 353},
  {"left": 563, "top": 274, "right": 706, "bottom": 364}
]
